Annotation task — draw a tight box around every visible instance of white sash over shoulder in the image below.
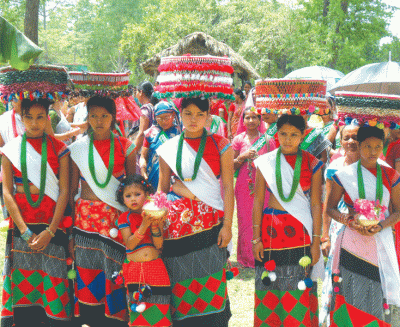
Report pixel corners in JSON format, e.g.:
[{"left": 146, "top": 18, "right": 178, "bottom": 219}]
[
  {"left": 1, "top": 135, "right": 59, "bottom": 202},
  {"left": 68, "top": 135, "right": 126, "bottom": 212},
  {"left": 335, "top": 162, "right": 400, "bottom": 306},
  {"left": 157, "top": 135, "right": 224, "bottom": 211},
  {"left": 254, "top": 148, "right": 324, "bottom": 280}
]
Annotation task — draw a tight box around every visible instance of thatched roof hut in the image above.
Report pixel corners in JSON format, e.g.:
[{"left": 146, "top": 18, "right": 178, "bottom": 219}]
[{"left": 141, "top": 32, "right": 260, "bottom": 85}]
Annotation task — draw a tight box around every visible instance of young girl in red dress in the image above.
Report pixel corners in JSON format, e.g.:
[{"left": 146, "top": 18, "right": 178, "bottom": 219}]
[{"left": 116, "top": 174, "right": 172, "bottom": 327}]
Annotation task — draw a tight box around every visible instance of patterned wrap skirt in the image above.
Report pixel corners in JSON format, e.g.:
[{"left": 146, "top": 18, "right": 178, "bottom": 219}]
[
  {"left": 162, "top": 197, "right": 231, "bottom": 326},
  {"left": 1, "top": 194, "right": 71, "bottom": 327},
  {"left": 123, "top": 258, "right": 171, "bottom": 326},
  {"left": 255, "top": 208, "right": 318, "bottom": 327},
  {"left": 73, "top": 198, "right": 128, "bottom": 322}
]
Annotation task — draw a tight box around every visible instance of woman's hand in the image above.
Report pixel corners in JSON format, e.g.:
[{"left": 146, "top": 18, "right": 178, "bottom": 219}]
[
  {"left": 240, "top": 149, "right": 257, "bottom": 160},
  {"left": 252, "top": 242, "right": 264, "bottom": 262},
  {"left": 310, "top": 241, "right": 320, "bottom": 266},
  {"left": 30, "top": 230, "right": 52, "bottom": 251},
  {"left": 321, "top": 239, "right": 331, "bottom": 257},
  {"left": 218, "top": 225, "right": 232, "bottom": 248},
  {"left": 68, "top": 238, "right": 75, "bottom": 260},
  {"left": 365, "top": 223, "right": 383, "bottom": 236}
]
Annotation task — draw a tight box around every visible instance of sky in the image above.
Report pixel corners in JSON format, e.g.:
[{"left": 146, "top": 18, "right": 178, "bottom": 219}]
[{"left": 384, "top": 0, "right": 400, "bottom": 37}]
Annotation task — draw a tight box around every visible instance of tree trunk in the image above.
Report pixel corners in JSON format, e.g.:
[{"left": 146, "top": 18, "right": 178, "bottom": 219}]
[
  {"left": 24, "top": 0, "right": 41, "bottom": 45},
  {"left": 322, "top": 0, "right": 330, "bottom": 17}
]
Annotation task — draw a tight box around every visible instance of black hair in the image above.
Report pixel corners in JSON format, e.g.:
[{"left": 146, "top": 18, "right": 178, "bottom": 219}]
[
  {"left": 116, "top": 174, "right": 154, "bottom": 206},
  {"left": 244, "top": 81, "right": 252, "bottom": 88},
  {"left": 340, "top": 124, "right": 359, "bottom": 140},
  {"left": 242, "top": 107, "right": 261, "bottom": 121},
  {"left": 137, "top": 81, "right": 154, "bottom": 99},
  {"left": 357, "top": 126, "right": 385, "bottom": 144},
  {"left": 181, "top": 97, "right": 209, "bottom": 112},
  {"left": 21, "top": 98, "right": 53, "bottom": 117},
  {"left": 86, "top": 95, "right": 116, "bottom": 127},
  {"left": 234, "top": 88, "right": 245, "bottom": 101},
  {"left": 276, "top": 114, "right": 306, "bottom": 133}
]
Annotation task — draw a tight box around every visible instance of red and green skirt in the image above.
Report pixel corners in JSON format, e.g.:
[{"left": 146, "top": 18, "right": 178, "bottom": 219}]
[
  {"left": 254, "top": 208, "right": 318, "bottom": 327},
  {"left": 123, "top": 258, "right": 172, "bottom": 326},
  {"left": 162, "top": 197, "right": 231, "bottom": 326},
  {"left": 73, "top": 198, "right": 128, "bottom": 322},
  {"left": 1, "top": 195, "right": 71, "bottom": 326}
]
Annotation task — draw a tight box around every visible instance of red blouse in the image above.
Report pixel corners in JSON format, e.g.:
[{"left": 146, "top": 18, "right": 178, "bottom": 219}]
[
  {"left": 185, "top": 134, "right": 230, "bottom": 177},
  {"left": 117, "top": 211, "right": 153, "bottom": 254},
  {"left": 12, "top": 135, "right": 69, "bottom": 185},
  {"left": 266, "top": 150, "right": 323, "bottom": 194}
]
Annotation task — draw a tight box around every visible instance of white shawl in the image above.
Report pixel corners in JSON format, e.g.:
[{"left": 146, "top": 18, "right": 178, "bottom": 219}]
[
  {"left": 68, "top": 135, "right": 126, "bottom": 212},
  {"left": 157, "top": 135, "right": 224, "bottom": 211},
  {"left": 1, "top": 135, "right": 59, "bottom": 202},
  {"left": 335, "top": 162, "right": 400, "bottom": 306},
  {"left": 254, "top": 149, "right": 324, "bottom": 280}
]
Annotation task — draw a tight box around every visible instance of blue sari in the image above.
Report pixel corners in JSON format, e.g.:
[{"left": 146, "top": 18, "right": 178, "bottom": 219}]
[{"left": 145, "top": 125, "right": 181, "bottom": 188}]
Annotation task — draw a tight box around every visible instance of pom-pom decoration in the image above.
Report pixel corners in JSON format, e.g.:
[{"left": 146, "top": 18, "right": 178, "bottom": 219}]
[
  {"left": 304, "top": 278, "right": 313, "bottom": 288},
  {"left": 130, "top": 303, "right": 137, "bottom": 312},
  {"left": 66, "top": 258, "right": 73, "bottom": 265},
  {"left": 385, "top": 309, "right": 391, "bottom": 315},
  {"left": 297, "top": 281, "right": 306, "bottom": 291},
  {"left": 115, "top": 275, "right": 124, "bottom": 286},
  {"left": 62, "top": 216, "right": 73, "bottom": 228},
  {"left": 67, "top": 269, "right": 77, "bottom": 280},
  {"left": 333, "top": 275, "right": 341, "bottom": 283},
  {"left": 262, "top": 276, "right": 271, "bottom": 286},
  {"left": 261, "top": 271, "right": 269, "bottom": 280},
  {"left": 109, "top": 228, "right": 119, "bottom": 238},
  {"left": 136, "top": 303, "right": 146, "bottom": 313},
  {"left": 133, "top": 291, "right": 142, "bottom": 301},
  {"left": 383, "top": 303, "right": 390, "bottom": 310},
  {"left": 230, "top": 267, "right": 239, "bottom": 277},
  {"left": 299, "top": 256, "right": 312, "bottom": 267},
  {"left": 140, "top": 285, "right": 152, "bottom": 298},
  {"left": 264, "top": 260, "right": 276, "bottom": 271},
  {"left": 269, "top": 271, "right": 277, "bottom": 282},
  {"left": 226, "top": 271, "right": 234, "bottom": 280},
  {"left": 334, "top": 286, "right": 340, "bottom": 293}
]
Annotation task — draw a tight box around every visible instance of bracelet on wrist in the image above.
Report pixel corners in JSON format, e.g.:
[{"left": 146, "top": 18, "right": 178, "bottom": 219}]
[
  {"left": 253, "top": 225, "right": 260, "bottom": 228},
  {"left": 151, "top": 229, "right": 162, "bottom": 237},
  {"left": 134, "top": 230, "right": 145, "bottom": 240},
  {"left": 377, "top": 222, "right": 383, "bottom": 230},
  {"left": 46, "top": 227, "right": 55, "bottom": 238},
  {"left": 21, "top": 228, "right": 33, "bottom": 242},
  {"left": 312, "top": 234, "right": 321, "bottom": 238}
]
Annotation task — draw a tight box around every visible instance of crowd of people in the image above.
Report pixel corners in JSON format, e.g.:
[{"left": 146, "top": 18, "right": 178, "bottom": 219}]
[{"left": 1, "top": 56, "right": 400, "bottom": 327}]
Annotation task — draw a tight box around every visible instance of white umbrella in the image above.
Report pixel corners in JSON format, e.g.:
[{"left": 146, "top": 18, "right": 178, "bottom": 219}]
[
  {"left": 329, "top": 61, "right": 400, "bottom": 95},
  {"left": 284, "top": 65, "right": 345, "bottom": 91}
]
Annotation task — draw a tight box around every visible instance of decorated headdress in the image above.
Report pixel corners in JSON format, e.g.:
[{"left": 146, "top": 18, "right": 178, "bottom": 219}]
[
  {"left": 335, "top": 91, "right": 400, "bottom": 130},
  {"left": 255, "top": 79, "right": 328, "bottom": 115},
  {"left": 0, "top": 65, "right": 69, "bottom": 109},
  {"left": 69, "top": 71, "right": 141, "bottom": 122},
  {"left": 154, "top": 54, "right": 235, "bottom": 101}
]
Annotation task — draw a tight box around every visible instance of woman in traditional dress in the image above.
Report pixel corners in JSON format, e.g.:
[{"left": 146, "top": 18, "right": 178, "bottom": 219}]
[
  {"left": 140, "top": 101, "right": 181, "bottom": 189},
  {"left": 252, "top": 114, "right": 323, "bottom": 327},
  {"left": 157, "top": 97, "right": 234, "bottom": 326},
  {"left": 325, "top": 126, "right": 400, "bottom": 322},
  {"left": 69, "top": 95, "right": 136, "bottom": 326},
  {"left": 319, "top": 122, "right": 359, "bottom": 326},
  {"left": 1, "top": 98, "right": 71, "bottom": 327},
  {"left": 228, "top": 88, "right": 246, "bottom": 140},
  {"left": 232, "top": 107, "right": 276, "bottom": 268},
  {"left": 261, "top": 109, "right": 278, "bottom": 146}
]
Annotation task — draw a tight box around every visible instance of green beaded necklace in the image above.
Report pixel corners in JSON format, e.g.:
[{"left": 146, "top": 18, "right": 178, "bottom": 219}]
[
  {"left": 176, "top": 128, "right": 207, "bottom": 182},
  {"left": 275, "top": 147, "right": 303, "bottom": 202},
  {"left": 357, "top": 160, "right": 383, "bottom": 203},
  {"left": 21, "top": 133, "right": 47, "bottom": 208},
  {"left": 89, "top": 131, "right": 115, "bottom": 188}
]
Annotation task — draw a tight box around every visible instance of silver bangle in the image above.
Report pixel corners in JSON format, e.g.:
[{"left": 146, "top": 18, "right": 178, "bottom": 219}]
[{"left": 21, "top": 228, "right": 33, "bottom": 242}]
